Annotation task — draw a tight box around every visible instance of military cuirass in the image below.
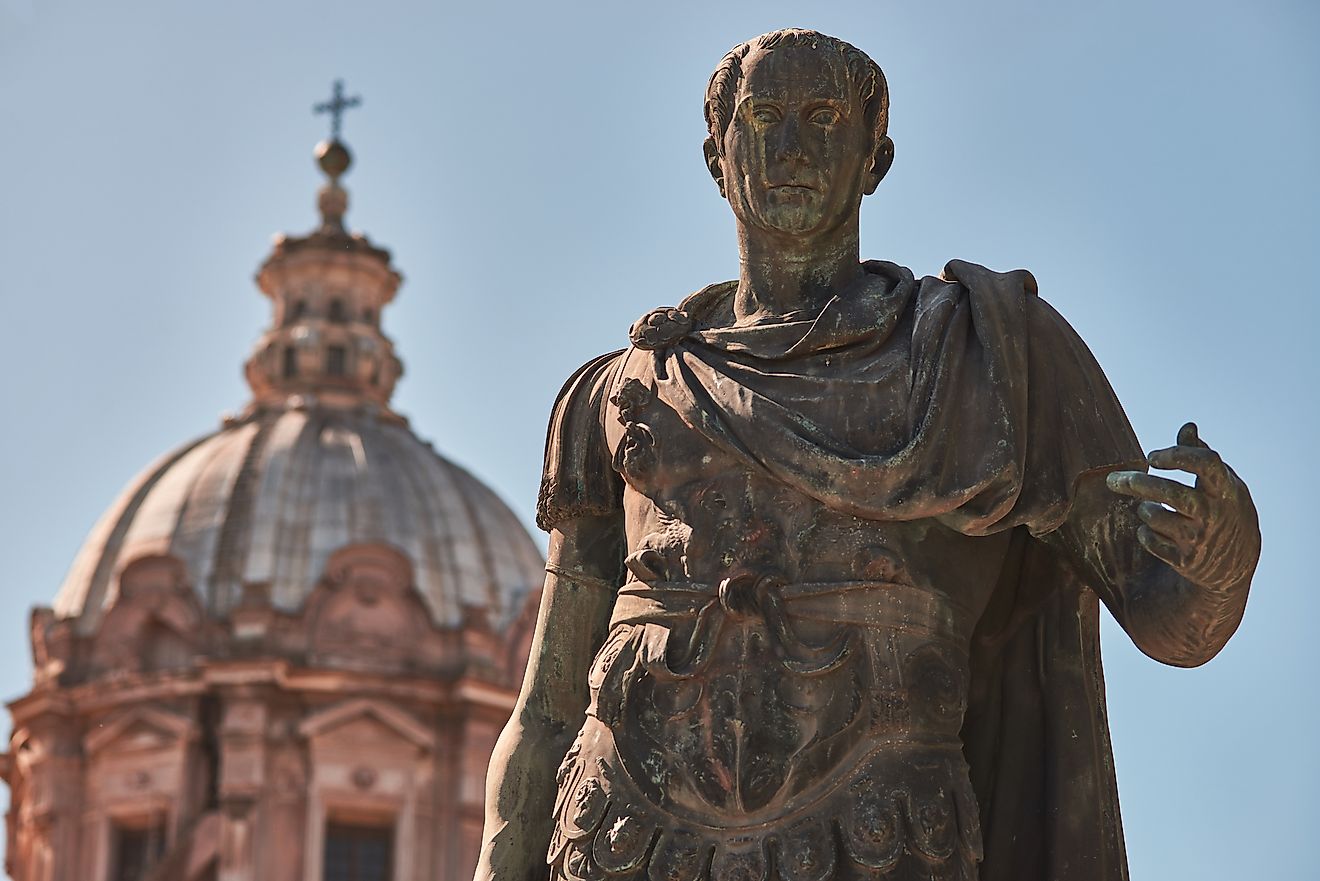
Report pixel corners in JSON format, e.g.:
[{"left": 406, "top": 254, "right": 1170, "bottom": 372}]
[{"left": 548, "top": 347, "right": 989, "bottom": 881}]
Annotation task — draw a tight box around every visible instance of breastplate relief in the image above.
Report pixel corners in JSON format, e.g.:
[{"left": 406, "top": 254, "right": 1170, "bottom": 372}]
[{"left": 558, "top": 357, "right": 985, "bottom": 881}]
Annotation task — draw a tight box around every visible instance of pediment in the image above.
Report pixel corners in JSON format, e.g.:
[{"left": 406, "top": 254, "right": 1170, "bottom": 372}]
[
  {"left": 298, "top": 698, "right": 433, "bottom": 753},
  {"left": 85, "top": 706, "right": 196, "bottom": 757}
]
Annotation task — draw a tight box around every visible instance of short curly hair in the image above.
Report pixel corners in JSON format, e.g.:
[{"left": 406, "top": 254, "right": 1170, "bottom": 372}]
[{"left": 704, "top": 29, "right": 890, "bottom": 156}]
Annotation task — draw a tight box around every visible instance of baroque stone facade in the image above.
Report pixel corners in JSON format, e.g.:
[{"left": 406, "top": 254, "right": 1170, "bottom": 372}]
[{"left": 0, "top": 129, "right": 543, "bottom": 881}]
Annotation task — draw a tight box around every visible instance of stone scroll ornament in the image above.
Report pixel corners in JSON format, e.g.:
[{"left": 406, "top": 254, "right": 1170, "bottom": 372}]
[{"left": 475, "top": 28, "right": 1260, "bottom": 881}]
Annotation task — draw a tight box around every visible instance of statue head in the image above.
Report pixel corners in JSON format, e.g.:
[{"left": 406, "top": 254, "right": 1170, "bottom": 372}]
[{"left": 703, "top": 30, "right": 894, "bottom": 237}]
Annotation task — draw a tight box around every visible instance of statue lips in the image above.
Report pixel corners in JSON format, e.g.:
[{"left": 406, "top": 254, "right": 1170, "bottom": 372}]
[{"left": 765, "top": 180, "right": 820, "bottom": 206}]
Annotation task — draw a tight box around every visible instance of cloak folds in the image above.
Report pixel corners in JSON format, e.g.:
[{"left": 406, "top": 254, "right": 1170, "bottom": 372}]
[{"left": 538, "top": 260, "right": 1147, "bottom": 881}]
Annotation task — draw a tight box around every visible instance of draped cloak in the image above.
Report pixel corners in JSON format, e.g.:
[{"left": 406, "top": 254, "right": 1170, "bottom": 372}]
[{"left": 537, "top": 259, "right": 1149, "bottom": 881}]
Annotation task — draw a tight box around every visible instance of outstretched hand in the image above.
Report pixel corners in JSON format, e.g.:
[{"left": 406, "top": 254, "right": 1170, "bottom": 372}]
[{"left": 1107, "top": 422, "right": 1260, "bottom": 590}]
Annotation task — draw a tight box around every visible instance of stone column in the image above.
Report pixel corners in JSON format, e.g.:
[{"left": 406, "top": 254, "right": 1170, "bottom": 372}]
[
  {"left": 261, "top": 708, "right": 308, "bottom": 881},
  {"left": 216, "top": 688, "right": 269, "bottom": 881},
  {"left": 8, "top": 707, "right": 84, "bottom": 881}
]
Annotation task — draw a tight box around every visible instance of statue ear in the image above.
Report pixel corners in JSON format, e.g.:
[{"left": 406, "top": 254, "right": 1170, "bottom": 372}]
[
  {"left": 703, "top": 137, "right": 727, "bottom": 199},
  {"left": 865, "top": 136, "right": 894, "bottom": 195}
]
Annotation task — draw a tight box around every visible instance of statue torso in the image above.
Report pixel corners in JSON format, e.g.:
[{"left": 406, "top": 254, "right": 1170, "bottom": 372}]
[{"left": 549, "top": 345, "right": 1006, "bottom": 881}]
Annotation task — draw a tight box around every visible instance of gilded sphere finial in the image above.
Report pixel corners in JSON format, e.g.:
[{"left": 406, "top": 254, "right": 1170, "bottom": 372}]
[{"left": 315, "top": 139, "right": 352, "bottom": 181}]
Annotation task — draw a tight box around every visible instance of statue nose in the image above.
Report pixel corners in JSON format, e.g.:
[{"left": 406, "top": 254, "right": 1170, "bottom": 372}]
[{"left": 773, "top": 117, "right": 806, "bottom": 162}]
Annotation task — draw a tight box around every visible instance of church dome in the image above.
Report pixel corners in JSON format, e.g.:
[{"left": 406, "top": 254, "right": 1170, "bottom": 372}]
[
  {"left": 5, "top": 89, "right": 545, "bottom": 881},
  {"left": 53, "top": 407, "right": 543, "bottom": 635},
  {"left": 50, "top": 129, "right": 544, "bottom": 641}
]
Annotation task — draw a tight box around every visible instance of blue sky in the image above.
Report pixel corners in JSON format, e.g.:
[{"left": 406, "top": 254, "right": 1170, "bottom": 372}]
[{"left": 1, "top": 1, "right": 1317, "bottom": 877}]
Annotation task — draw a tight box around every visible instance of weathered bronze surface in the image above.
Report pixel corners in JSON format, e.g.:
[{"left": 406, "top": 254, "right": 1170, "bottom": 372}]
[{"left": 476, "top": 29, "right": 1259, "bottom": 881}]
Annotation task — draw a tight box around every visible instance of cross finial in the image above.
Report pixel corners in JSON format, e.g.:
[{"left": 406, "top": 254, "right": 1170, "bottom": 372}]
[{"left": 313, "top": 79, "right": 361, "bottom": 140}]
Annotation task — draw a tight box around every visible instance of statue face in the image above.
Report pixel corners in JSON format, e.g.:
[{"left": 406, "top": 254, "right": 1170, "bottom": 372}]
[{"left": 718, "top": 46, "right": 875, "bottom": 237}]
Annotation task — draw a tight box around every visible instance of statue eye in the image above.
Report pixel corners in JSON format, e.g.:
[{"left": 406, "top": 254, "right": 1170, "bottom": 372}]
[
  {"left": 751, "top": 106, "right": 781, "bottom": 124},
  {"left": 809, "top": 107, "right": 840, "bottom": 126}
]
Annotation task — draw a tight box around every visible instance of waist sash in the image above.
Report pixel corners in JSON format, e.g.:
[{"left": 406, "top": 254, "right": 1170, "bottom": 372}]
[{"left": 610, "top": 579, "right": 970, "bottom": 643}]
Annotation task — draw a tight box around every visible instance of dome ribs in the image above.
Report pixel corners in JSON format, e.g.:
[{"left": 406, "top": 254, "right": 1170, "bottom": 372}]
[
  {"left": 240, "top": 408, "right": 310, "bottom": 606},
  {"left": 437, "top": 458, "right": 504, "bottom": 624},
  {"left": 375, "top": 423, "right": 466, "bottom": 627},
  {"left": 206, "top": 414, "right": 279, "bottom": 615},
  {"left": 168, "top": 422, "right": 262, "bottom": 603},
  {"left": 269, "top": 410, "right": 327, "bottom": 605}
]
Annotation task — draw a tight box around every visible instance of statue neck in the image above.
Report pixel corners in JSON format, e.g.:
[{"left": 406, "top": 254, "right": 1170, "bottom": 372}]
[{"left": 733, "top": 222, "right": 863, "bottom": 325}]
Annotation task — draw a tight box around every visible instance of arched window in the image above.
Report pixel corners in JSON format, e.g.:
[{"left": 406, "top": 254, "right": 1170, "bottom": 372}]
[
  {"left": 328, "top": 299, "right": 346, "bottom": 323},
  {"left": 283, "top": 346, "right": 298, "bottom": 378}
]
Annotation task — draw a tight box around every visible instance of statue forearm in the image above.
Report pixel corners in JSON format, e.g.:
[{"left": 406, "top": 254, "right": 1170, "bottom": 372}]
[
  {"left": 475, "top": 710, "right": 575, "bottom": 881},
  {"left": 474, "top": 516, "right": 624, "bottom": 881}
]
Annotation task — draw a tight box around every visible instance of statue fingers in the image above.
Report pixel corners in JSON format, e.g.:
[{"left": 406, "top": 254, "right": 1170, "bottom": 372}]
[
  {"left": 1177, "top": 421, "right": 1210, "bottom": 449},
  {"left": 1137, "top": 500, "right": 1202, "bottom": 547},
  {"left": 1106, "top": 472, "right": 1207, "bottom": 518},
  {"left": 1146, "top": 445, "right": 1231, "bottom": 497},
  {"left": 1137, "top": 524, "right": 1185, "bottom": 568}
]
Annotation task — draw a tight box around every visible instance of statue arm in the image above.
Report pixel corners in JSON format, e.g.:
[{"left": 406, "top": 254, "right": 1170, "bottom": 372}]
[
  {"left": 1047, "top": 424, "right": 1258, "bottom": 667},
  {"left": 474, "top": 513, "right": 624, "bottom": 881}
]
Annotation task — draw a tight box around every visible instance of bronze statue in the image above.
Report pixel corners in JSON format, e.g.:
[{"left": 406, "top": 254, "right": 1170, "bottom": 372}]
[{"left": 476, "top": 29, "right": 1259, "bottom": 881}]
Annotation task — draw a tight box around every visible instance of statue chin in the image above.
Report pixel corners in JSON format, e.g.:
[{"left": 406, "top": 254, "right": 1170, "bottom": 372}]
[
  {"left": 732, "top": 187, "right": 858, "bottom": 239},
  {"left": 762, "top": 209, "right": 821, "bottom": 235},
  {"left": 740, "top": 202, "right": 829, "bottom": 237}
]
